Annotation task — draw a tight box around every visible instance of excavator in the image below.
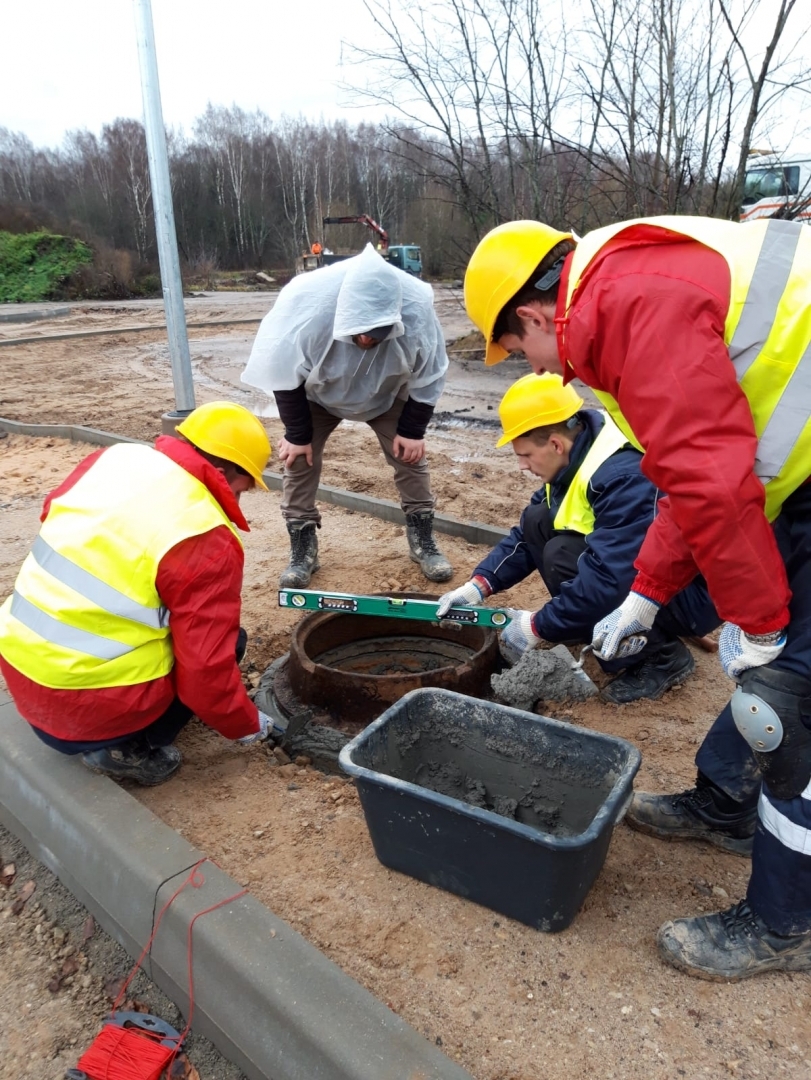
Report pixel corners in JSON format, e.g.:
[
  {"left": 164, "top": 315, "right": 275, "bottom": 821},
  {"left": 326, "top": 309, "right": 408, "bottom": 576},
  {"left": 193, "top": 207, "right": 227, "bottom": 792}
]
[{"left": 294, "top": 215, "right": 423, "bottom": 276}]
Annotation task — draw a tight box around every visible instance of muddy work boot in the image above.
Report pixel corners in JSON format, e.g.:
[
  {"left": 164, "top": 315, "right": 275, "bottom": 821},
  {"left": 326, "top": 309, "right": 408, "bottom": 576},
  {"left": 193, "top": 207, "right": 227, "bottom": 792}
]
[
  {"left": 81, "top": 742, "right": 181, "bottom": 786},
  {"left": 658, "top": 901, "right": 811, "bottom": 981},
  {"left": 626, "top": 775, "right": 757, "bottom": 856},
  {"left": 405, "top": 511, "right": 453, "bottom": 583},
  {"left": 279, "top": 519, "right": 320, "bottom": 588},
  {"left": 602, "top": 639, "right": 695, "bottom": 704}
]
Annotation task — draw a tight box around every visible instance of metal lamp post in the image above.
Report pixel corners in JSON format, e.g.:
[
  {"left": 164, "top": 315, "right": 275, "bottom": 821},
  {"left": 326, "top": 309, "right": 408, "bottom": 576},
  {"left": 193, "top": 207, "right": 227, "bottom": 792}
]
[{"left": 132, "top": 0, "right": 196, "bottom": 428}]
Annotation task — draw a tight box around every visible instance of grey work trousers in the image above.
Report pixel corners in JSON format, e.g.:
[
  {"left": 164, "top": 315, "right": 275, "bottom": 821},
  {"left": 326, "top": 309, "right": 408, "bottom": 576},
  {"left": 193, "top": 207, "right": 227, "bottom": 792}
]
[{"left": 280, "top": 398, "right": 436, "bottom": 524}]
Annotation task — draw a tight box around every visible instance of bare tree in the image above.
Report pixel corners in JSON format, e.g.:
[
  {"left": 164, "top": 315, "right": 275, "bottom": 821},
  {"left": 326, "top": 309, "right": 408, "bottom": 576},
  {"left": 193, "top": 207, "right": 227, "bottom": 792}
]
[
  {"left": 719, "top": 0, "right": 811, "bottom": 217},
  {"left": 345, "top": 0, "right": 811, "bottom": 240}
]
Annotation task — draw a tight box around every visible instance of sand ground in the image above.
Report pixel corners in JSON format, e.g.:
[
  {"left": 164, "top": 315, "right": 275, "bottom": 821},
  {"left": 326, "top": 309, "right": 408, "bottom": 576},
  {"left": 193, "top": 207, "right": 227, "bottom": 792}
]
[{"left": 0, "top": 290, "right": 809, "bottom": 1080}]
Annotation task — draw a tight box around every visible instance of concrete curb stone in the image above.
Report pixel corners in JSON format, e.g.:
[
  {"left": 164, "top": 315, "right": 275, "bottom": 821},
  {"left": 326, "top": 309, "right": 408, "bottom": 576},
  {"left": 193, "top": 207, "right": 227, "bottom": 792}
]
[{"left": 0, "top": 700, "right": 474, "bottom": 1080}]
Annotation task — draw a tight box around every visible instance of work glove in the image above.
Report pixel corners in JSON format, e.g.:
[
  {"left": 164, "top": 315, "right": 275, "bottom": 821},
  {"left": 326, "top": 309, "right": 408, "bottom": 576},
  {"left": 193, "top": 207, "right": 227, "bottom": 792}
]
[
  {"left": 436, "top": 577, "right": 490, "bottom": 618},
  {"left": 718, "top": 623, "right": 787, "bottom": 681},
  {"left": 499, "top": 609, "right": 541, "bottom": 665},
  {"left": 591, "top": 592, "right": 660, "bottom": 661},
  {"left": 237, "top": 710, "right": 280, "bottom": 745}
]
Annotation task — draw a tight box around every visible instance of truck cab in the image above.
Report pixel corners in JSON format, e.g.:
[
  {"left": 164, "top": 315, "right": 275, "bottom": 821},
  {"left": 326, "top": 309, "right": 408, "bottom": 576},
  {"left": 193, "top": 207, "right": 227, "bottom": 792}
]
[
  {"left": 386, "top": 245, "right": 423, "bottom": 277},
  {"left": 740, "top": 153, "right": 811, "bottom": 223}
]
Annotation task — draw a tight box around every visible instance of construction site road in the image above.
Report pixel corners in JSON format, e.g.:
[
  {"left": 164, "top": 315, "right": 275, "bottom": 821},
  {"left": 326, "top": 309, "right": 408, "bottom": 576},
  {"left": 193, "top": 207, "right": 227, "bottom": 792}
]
[{"left": 1, "top": 289, "right": 809, "bottom": 1080}]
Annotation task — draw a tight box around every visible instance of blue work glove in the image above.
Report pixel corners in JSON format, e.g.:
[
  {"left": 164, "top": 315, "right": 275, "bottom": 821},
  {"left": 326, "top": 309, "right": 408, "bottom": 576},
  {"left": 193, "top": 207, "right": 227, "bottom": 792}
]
[
  {"left": 592, "top": 592, "right": 660, "bottom": 660},
  {"left": 500, "top": 609, "right": 541, "bottom": 664},
  {"left": 436, "top": 577, "right": 489, "bottom": 618},
  {"left": 718, "top": 623, "right": 787, "bottom": 681},
  {"left": 237, "top": 710, "right": 283, "bottom": 745}
]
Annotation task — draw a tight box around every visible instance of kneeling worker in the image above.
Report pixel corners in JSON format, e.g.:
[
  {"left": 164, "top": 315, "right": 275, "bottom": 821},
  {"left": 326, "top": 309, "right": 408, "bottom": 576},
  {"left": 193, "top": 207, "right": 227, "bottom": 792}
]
[
  {"left": 0, "top": 401, "right": 278, "bottom": 786},
  {"left": 438, "top": 373, "right": 717, "bottom": 702}
]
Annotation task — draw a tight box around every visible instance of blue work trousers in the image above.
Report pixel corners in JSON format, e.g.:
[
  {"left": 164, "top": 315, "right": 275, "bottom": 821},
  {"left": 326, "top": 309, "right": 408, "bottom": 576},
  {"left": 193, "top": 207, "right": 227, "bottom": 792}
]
[{"left": 696, "top": 484, "right": 811, "bottom": 934}]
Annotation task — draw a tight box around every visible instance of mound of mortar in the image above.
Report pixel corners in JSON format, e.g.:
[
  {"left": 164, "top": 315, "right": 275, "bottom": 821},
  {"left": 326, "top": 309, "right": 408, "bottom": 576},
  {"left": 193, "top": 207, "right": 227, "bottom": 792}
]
[{"left": 491, "top": 645, "right": 597, "bottom": 710}]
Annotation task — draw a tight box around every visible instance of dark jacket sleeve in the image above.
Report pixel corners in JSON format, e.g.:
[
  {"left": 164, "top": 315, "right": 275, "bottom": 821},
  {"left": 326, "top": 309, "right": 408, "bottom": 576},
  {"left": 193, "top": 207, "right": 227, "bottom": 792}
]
[
  {"left": 473, "top": 487, "right": 548, "bottom": 592},
  {"left": 396, "top": 397, "right": 435, "bottom": 440},
  {"left": 532, "top": 449, "right": 658, "bottom": 642},
  {"left": 274, "top": 384, "right": 313, "bottom": 445}
]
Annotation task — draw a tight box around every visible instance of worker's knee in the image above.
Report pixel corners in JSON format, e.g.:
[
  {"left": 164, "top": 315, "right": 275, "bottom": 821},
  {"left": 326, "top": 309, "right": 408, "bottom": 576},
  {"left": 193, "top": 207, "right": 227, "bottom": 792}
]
[
  {"left": 732, "top": 666, "right": 811, "bottom": 800},
  {"left": 541, "top": 534, "right": 584, "bottom": 596}
]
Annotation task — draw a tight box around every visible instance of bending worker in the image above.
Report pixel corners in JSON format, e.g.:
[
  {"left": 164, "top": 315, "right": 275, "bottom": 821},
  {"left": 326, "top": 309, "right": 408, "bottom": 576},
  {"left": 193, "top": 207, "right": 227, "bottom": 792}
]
[
  {"left": 242, "top": 244, "right": 452, "bottom": 587},
  {"left": 0, "top": 402, "right": 277, "bottom": 786},
  {"left": 437, "top": 372, "right": 717, "bottom": 704},
  {"left": 463, "top": 215, "right": 811, "bottom": 982}
]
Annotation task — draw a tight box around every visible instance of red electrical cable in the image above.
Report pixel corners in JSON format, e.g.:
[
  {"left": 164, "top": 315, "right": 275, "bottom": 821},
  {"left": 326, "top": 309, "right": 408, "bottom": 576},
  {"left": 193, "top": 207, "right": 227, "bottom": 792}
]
[
  {"left": 73, "top": 859, "right": 247, "bottom": 1080},
  {"left": 76, "top": 1026, "right": 173, "bottom": 1080}
]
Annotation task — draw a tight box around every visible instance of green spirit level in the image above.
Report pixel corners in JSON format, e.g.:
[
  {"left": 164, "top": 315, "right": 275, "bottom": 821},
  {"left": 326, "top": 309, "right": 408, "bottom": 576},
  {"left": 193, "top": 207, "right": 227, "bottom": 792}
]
[{"left": 278, "top": 588, "right": 512, "bottom": 628}]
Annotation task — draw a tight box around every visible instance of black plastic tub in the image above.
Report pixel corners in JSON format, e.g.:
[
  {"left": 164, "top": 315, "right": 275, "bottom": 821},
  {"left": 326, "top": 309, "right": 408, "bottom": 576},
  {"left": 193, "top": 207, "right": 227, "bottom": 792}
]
[{"left": 339, "top": 688, "right": 641, "bottom": 931}]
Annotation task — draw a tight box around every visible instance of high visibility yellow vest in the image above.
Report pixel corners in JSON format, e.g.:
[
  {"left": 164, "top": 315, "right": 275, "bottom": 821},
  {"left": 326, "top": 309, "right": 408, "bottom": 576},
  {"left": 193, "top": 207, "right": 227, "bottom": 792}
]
[
  {"left": 545, "top": 416, "right": 630, "bottom": 534},
  {"left": 0, "top": 444, "right": 242, "bottom": 690},
  {"left": 564, "top": 216, "right": 811, "bottom": 521}
]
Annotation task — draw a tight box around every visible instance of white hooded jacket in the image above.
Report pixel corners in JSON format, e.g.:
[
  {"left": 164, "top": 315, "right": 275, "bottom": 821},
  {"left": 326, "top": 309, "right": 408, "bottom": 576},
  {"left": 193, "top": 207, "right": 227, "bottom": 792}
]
[{"left": 241, "top": 245, "right": 448, "bottom": 422}]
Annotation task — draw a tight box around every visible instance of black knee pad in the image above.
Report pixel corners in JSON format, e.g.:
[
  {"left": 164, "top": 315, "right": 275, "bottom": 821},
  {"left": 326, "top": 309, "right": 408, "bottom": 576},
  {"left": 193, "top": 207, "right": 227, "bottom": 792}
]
[{"left": 732, "top": 667, "right": 811, "bottom": 801}]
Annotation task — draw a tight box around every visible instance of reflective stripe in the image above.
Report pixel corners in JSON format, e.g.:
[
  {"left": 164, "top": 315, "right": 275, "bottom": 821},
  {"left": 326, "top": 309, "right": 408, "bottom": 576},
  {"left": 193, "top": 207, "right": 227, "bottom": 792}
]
[
  {"left": 759, "top": 789, "right": 811, "bottom": 856},
  {"left": 10, "top": 591, "right": 134, "bottom": 661},
  {"left": 756, "top": 337, "right": 811, "bottom": 481},
  {"left": 31, "top": 536, "right": 169, "bottom": 630},
  {"left": 729, "top": 219, "right": 801, "bottom": 380}
]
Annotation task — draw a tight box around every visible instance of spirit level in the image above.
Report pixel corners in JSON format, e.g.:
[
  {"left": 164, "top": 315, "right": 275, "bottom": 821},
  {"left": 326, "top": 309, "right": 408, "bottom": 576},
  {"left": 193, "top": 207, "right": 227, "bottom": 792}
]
[{"left": 278, "top": 588, "right": 512, "bottom": 628}]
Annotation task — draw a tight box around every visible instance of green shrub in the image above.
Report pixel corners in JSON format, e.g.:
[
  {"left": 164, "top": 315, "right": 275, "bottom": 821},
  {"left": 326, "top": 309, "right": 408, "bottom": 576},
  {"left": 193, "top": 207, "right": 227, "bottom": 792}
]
[
  {"left": 0, "top": 230, "right": 93, "bottom": 302},
  {"left": 131, "top": 272, "right": 162, "bottom": 297}
]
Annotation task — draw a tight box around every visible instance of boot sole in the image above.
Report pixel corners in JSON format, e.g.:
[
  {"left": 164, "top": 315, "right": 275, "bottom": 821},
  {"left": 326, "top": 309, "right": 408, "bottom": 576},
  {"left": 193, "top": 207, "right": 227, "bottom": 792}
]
[
  {"left": 408, "top": 552, "right": 453, "bottom": 583},
  {"left": 81, "top": 759, "right": 181, "bottom": 786},
  {"left": 625, "top": 815, "right": 753, "bottom": 856},
  {"left": 657, "top": 927, "right": 811, "bottom": 981},
  {"left": 600, "top": 655, "right": 695, "bottom": 704},
  {"left": 279, "top": 561, "right": 321, "bottom": 589}
]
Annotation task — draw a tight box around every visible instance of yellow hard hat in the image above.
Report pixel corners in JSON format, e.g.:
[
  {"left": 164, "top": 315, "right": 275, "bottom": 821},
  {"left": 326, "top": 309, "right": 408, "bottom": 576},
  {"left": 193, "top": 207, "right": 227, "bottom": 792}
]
[
  {"left": 176, "top": 401, "right": 271, "bottom": 489},
  {"left": 496, "top": 373, "right": 584, "bottom": 447},
  {"left": 464, "top": 220, "right": 572, "bottom": 366}
]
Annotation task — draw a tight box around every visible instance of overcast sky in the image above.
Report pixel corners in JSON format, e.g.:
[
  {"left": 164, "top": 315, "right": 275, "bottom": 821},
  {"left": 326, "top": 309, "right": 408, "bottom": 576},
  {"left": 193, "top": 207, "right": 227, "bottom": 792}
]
[
  {"left": 1, "top": 0, "right": 381, "bottom": 148},
  {"left": 3, "top": 1, "right": 809, "bottom": 154}
]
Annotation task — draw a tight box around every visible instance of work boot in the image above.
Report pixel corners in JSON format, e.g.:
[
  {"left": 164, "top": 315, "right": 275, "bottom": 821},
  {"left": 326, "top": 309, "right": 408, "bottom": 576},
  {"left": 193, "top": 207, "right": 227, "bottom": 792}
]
[
  {"left": 405, "top": 511, "right": 453, "bottom": 583},
  {"left": 658, "top": 901, "right": 811, "bottom": 981},
  {"left": 602, "top": 639, "right": 695, "bottom": 704},
  {"left": 626, "top": 775, "right": 757, "bottom": 856},
  {"left": 81, "top": 742, "right": 181, "bottom": 786},
  {"left": 279, "top": 519, "right": 320, "bottom": 588}
]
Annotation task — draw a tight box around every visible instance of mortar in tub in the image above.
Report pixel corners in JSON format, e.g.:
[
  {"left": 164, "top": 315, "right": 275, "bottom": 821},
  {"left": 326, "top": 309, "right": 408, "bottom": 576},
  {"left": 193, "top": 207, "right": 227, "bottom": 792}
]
[{"left": 339, "top": 687, "right": 641, "bottom": 931}]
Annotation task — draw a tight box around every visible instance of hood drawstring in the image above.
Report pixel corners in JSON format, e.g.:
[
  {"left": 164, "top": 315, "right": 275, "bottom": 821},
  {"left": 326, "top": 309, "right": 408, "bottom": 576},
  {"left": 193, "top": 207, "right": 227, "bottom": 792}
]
[{"left": 353, "top": 341, "right": 382, "bottom": 379}]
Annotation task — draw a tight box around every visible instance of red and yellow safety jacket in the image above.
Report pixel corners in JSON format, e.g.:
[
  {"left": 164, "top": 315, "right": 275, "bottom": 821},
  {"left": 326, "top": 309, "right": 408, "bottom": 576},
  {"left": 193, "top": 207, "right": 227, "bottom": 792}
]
[
  {"left": 0, "top": 436, "right": 260, "bottom": 742},
  {"left": 556, "top": 217, "right": 811, "bottom": 634}
]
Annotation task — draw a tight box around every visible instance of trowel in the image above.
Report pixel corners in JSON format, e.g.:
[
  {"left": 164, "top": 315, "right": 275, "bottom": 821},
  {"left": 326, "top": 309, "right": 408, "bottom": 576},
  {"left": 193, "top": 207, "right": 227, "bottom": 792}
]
[{"left": 549, "top": 643, "right": 599, "bottom": 695}]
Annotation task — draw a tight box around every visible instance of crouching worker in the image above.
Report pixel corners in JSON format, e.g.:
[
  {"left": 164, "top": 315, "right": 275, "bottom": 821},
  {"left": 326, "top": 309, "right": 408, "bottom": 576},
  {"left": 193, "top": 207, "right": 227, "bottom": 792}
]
[
  {"left": 0, "top": 401, "right": 279, "bottom": 786},
  {"left": 438, "top": 373, "right": 717, "bottom": 702}
]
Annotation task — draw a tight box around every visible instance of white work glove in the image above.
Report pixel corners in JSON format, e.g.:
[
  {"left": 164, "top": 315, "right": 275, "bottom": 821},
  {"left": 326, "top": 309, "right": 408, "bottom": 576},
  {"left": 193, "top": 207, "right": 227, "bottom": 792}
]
[
  {"left": 436, "top": 577, "right": 489, "bottom": 618},
  {"left": 718, "top": 623, "right": 787, "bottom": 681},
  {"left": 592, "top": 592, "right": 660, "bottom": 660},
  {"left": 500, "top": 609, "right": 541, "bottom": 664},
  {"left": 237, "top": 710, "right": 279, "bottom": 745}
]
